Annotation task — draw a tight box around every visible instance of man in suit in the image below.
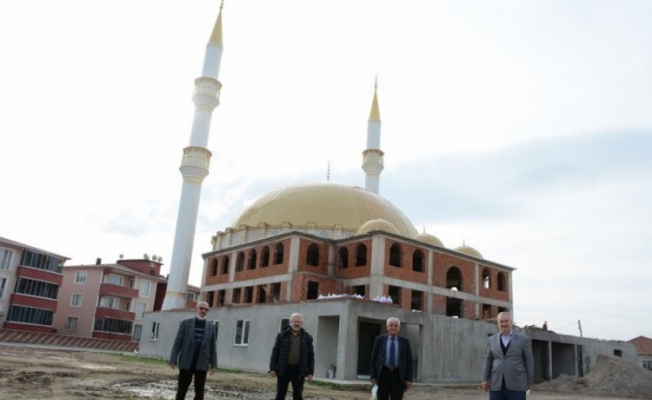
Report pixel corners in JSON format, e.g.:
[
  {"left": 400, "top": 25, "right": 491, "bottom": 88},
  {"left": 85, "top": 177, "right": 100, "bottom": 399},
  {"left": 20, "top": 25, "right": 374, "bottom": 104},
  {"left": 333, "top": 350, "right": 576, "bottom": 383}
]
[
  {"left": 482, "top": 311, "right": 534, "bottom": 400},
  {"left": 169, "top": 301, "right": 218, "bottom": 400},
  {"left": 370, "top": 317, "right": 414, "bottom": 400}
]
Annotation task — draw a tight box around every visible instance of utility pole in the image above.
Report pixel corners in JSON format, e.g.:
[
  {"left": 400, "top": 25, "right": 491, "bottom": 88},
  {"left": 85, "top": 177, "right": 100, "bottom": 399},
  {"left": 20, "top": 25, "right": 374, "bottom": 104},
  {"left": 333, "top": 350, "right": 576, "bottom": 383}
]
[{"left": 578, "top": 319, "right": 583, "bottom": 337}]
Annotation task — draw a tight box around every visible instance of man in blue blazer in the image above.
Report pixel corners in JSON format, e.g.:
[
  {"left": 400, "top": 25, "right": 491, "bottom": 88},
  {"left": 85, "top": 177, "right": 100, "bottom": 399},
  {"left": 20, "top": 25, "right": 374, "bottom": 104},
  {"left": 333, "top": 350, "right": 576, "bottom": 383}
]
[
  {"left": 370, "top": 317, "right": 413, "bottom": 400},
  {"left": 482, "top": 311, "right": 534, "bottom": 400},
  {"left": 169, "top": 301, "right": 218, "bottom": 400}
]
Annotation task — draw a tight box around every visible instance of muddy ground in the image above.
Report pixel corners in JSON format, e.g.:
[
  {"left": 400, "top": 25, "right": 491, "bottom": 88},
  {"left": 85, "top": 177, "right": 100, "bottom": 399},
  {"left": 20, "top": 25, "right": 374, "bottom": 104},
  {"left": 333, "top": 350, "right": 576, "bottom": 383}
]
[{"left": 0, "top": 344, "right": 650, "bottom": 399}]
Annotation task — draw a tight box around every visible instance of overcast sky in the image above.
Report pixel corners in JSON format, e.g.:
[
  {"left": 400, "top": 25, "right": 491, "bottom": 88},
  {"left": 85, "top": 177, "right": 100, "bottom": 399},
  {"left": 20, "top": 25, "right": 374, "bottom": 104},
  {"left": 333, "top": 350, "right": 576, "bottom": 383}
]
[{"left": 1, "top": 1, "right": 650, "bottom": 342}]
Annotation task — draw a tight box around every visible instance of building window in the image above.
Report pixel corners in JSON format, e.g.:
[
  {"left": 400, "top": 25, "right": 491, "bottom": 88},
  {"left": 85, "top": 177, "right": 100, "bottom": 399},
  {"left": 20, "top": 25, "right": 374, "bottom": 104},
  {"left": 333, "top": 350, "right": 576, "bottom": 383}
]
[
  {"left": 213, "top": 320, "right": 220, "bottom": 339},
  {"left": 497, "top": 272, "right": 506, "bottom": 291},
  {"left": 70, "top": 293, "right": 83, "bottom": 307},
  {"left": 256, "top": 285, "right": 267, "bottom": 304},
  {"left": 247, "top": 250, "right": 257, "bottom": 270},
  {"left": 235, "top": 252, "right": 245, "bottom": 272},
  {"left": 353, "top": 285, "right": 365, "bottom": 298},
  {"left": 94, "top": 318, "right": 132, "bottom": 334},
  {"left": 75, "top": 271, "right": 87, "bottom": 284},
  {"left": 410, "top": 290, "right": 423, "bottom": 311},
  {"left": 389, "top": 243, "right": 402, "bottom": 267},
  {"left": 220, "top": 256, "right": 229, "bottom": 274},
  {"left": 643, "top": 360, "right": 652, "bottom": 370},
  {"left": 7, "top": 305, "right": 54, "bottom": 326},
  {"left": 482, "top": 269, "right": 491, "bottom": 289},
  {"left": 15, "top": 278, "right": 59, "bottom": 299},
  {"left": 150, "top": 321, "right": 160, "bottom": 340},
  {"left": 271, "top": 283, "right": 281, "bottom": 302},
  {"left": 306, "top": 244, "right": 319, "bottom": 266},
  {"left": 210, "top": 258, "right": 218, "bottom": 276},
  {"left": 273, "top": 243, "right": 284, "bottom": 265},
  {"left": 186, "top": 292, "right": 195, "bottom": 301},
  {"left": 388, "top": 286, "right": 401, "bottom": 306},
  {"left": 132, "top": 324, "right": 142, "bottom": 342},
  {"left": 136, "top": 302, "right": 147, "bottom": 319},
  {"left": 337, "top": 247, "right": 349, "bottom": 269},
  {"left": 232, "top": 288, "right": 241, "bottom": 304},
  {"left": 139, "top": 280, "right": 150, "bottom": 297},
  {"left": 355, "top": 244, "right": 367, "bottom": 266},
  {"left": 100, "top": 296, "right": 120, "bottom": 309},
  {"left": 0, "top": 248, "right": 14, "bottom": 270},
  {"left": 412, "top": 250, "right": 424, "bottom": 272},
  {"left": 234, "top": 320, "right": 250, "bottom": 346},
  {"left": 0, "top": 277, "right": 7, "bottom": 298},
  {"left": 217, "top": 290, "right": 225, "bottom": 306},
  {"left": 244, "top": 286, "right": 253, "bottom": 303},
  {"left": 446, "top": 266, "right": 463, "bottom": 291},
  {"left": 64, "top": 317, "right": 79, "bottom": 331},
  {"left": 261, "top": 246, "right": 270, "bottom": 267},
  {"left": 19, "top": 250, "right": 63, "bottom": 273},
  {"left": 279, "top": 318, "right": 290, "bottom": 331},
  {"left": 307, "top": 281, "right": 319, "bottom": 300},
  {"left": 107, "top": 274, "right": 123, "bottom": 286}
]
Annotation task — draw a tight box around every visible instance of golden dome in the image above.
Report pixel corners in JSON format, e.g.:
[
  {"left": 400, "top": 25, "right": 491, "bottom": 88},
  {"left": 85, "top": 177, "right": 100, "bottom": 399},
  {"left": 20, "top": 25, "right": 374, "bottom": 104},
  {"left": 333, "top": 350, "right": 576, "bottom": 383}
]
[
  {"left": 454, "top": 244, "right": 483, "bottom": 259},
  {"left": 414, "top": 232, "right": 444, "bottom": 247},
  {"left": 229, "top": 181, "right": 418, "bottom": 237},
  {"left": 357, "top": 219, "right": 398, "bottom": 235}
]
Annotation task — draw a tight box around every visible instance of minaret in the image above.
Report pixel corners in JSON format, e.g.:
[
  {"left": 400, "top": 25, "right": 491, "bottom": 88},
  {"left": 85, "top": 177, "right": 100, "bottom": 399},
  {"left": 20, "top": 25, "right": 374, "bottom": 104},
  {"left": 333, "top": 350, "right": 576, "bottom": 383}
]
[
  {"left": 162, "top": 4, "right": 224, "bottom": 310},
  {"left": 362, "top": 79, "right": 384, "bottom": 194}
]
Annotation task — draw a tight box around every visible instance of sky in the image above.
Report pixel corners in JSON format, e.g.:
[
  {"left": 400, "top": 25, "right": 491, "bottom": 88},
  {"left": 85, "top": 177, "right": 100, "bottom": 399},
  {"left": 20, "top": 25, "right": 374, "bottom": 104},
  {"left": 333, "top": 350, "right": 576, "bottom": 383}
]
[{"left": 1, "top": 0, "right": 651, "bottom": 342}]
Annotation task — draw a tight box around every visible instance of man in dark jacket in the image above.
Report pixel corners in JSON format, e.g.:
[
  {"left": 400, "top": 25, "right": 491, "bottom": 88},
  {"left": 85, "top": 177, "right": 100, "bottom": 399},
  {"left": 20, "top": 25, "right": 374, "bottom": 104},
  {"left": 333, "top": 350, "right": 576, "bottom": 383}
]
[
  {"left": 169, "top": 301, "right": 217, "bottom": 400},
  {"left": 269, "top": 312, "right": 315, "bottom": 400},
  {"left": 370, "top": 317, "right": 413, "bottom": 400}
]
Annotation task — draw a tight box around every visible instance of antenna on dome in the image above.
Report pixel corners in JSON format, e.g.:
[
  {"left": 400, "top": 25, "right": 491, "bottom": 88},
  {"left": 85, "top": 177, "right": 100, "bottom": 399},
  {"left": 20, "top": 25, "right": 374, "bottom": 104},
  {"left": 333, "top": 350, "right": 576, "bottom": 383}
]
[{"left": 326, "top": 160, "right": 331, "bottom": 182}]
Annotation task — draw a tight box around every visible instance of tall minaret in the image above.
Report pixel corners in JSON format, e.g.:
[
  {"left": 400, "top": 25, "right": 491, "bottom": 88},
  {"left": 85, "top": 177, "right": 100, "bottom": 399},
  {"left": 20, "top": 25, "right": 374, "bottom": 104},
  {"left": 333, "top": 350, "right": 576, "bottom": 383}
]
[
  {"left": 162, "top": 4, "right": 224, "bottom": 310},
  {"left": 362, "top": 79, "right": 384, "bottom": 194}
]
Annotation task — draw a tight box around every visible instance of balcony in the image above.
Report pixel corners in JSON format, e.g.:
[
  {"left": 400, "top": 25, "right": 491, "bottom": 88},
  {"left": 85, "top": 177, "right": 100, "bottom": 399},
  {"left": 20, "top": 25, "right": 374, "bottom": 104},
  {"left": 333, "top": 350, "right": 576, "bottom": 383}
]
[
  {"left": 16, "top": 266, "right": 63, "bottom": 285},
  {"left": 99, "top": 283, "right": 139, "bottom": 299},
  {"left": 10, "top": 293, "right": 58, "bottom": 311},
  {"left": 95, "top": 307, "right": 135, "bottom": 322}
]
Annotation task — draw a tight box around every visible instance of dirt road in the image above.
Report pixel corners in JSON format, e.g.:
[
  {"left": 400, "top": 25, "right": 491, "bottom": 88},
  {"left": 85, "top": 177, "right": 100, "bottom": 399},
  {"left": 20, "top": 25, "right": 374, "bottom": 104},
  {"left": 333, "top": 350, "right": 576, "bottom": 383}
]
[{"left": 0, "top": 344, "right": 645, "bottom": 400}]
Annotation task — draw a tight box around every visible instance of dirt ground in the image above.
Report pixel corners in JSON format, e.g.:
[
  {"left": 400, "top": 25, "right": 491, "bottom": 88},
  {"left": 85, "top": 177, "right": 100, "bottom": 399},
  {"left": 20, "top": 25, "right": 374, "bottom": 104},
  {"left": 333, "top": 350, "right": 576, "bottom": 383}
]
[{"left": 0, "top": 344, "right": 651, "bottom": 400}]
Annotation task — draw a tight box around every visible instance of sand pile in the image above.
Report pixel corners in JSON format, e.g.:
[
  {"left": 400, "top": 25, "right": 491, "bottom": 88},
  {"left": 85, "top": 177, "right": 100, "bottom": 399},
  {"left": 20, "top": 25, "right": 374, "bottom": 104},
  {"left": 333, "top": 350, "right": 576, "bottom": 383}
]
[{"left": 536, "top": 355, "right": 652, "bottom": 399}]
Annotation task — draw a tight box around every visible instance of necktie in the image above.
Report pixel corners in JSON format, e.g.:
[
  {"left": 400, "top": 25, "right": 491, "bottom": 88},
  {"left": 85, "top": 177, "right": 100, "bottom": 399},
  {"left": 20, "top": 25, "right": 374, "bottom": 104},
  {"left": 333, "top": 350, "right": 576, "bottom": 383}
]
[{"left": 389, "top": 337, "right": 396, "bottom": 367}]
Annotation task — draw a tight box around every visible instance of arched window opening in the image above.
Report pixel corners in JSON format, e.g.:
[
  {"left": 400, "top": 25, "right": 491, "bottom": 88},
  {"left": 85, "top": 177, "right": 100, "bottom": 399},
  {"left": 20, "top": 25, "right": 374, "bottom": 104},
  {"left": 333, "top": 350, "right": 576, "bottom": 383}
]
[
  {"left": 235, "top": 252, "right": 245, "bottom": 272},
  {"left": 273, "top": 243, "right": 284, "bottom": 265},
  {"left": 247, "top": 249, "right": 257, "bottom": 270},
  {"left": 261, "top": 246, "right": 270, "bottom": 267},
  {"left": 497, "top": 272, "right": 506, "bottom": 291},
  {"left": 355, "top": 244, "right": 367, "bottom": 266},
  {"left": 210, "top": 259, "right": 218, "bottom": 276},
  {"left": 389, "top": 243, "right": 402, "bottom": 267},
  {"left": 482, "top": 268, "right": 491, "bottom": 289},
  {"left": 220, "top": 256, "right": 229, "bottom": 275},
  {"left": 446, "top": 266, "right": 463, "bottom": 292},
  {"left": 412, "top": 250, "right": 424, "bottom": 272},
  {"left": 306, "top": 243, "right": 320, "bottom": 267},
  {"left": 338, "top": 247, "right": 349, "bottom": 269}
]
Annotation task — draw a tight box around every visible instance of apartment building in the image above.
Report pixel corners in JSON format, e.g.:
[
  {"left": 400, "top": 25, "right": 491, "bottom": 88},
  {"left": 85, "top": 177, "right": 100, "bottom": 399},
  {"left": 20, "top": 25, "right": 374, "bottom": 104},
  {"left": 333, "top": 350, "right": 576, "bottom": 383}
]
[{"left": 0, "top": 236, "right": 68, "bottom": 333}]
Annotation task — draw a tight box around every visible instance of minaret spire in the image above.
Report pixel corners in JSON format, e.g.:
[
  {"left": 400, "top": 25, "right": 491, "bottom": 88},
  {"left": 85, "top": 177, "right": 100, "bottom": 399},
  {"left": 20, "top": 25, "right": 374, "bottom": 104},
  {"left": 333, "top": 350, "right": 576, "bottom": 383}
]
[
  {"left": 362, "top": 75, "right": 384, "bottom": 194},
  {"left": 162, "top": 4, "right": 225, "bottom": 311}
]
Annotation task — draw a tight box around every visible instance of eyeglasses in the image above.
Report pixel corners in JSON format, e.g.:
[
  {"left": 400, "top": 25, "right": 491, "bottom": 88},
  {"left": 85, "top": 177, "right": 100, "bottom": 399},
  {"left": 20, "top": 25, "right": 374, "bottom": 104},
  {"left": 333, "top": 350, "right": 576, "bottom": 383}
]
[{"left": 198, "top": 307, "right": 208, "bottom": 311}]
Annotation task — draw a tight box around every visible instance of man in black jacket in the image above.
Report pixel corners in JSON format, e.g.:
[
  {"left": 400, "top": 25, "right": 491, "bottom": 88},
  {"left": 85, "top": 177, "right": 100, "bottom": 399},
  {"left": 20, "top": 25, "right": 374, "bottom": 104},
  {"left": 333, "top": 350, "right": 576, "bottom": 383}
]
[
  {"left": 370, "top": 317, "right": 413, "bottom": 400},
  {"left": 269, "top": 312, "right": 315, "bottom": 400}
]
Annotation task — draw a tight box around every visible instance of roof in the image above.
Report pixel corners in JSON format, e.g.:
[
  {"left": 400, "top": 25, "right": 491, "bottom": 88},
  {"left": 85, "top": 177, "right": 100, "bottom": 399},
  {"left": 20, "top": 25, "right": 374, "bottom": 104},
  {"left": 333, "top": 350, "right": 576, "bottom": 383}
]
[
  {"left": 228, "top": 181, "right": 418, "bottom": 238},
  {"left": 0, "top": 235, "right": 70, "bottom": 260},
  {"left": 628, "top": 336, "right": 652, "bottom": 355}
]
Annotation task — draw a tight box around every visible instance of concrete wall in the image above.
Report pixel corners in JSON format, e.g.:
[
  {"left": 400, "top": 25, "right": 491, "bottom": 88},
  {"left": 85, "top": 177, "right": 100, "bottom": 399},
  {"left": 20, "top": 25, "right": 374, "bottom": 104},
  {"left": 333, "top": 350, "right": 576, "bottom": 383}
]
[{"left": 139, "top": 299, "right": 638, "bottom": 383}]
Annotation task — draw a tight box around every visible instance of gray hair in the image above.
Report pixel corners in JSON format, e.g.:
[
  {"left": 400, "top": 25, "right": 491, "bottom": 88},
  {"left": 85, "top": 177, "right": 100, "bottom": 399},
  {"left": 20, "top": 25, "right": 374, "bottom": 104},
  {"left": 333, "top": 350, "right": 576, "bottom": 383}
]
[{"left": 386, "top": 317, "right": 401, "bottom": 326}]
